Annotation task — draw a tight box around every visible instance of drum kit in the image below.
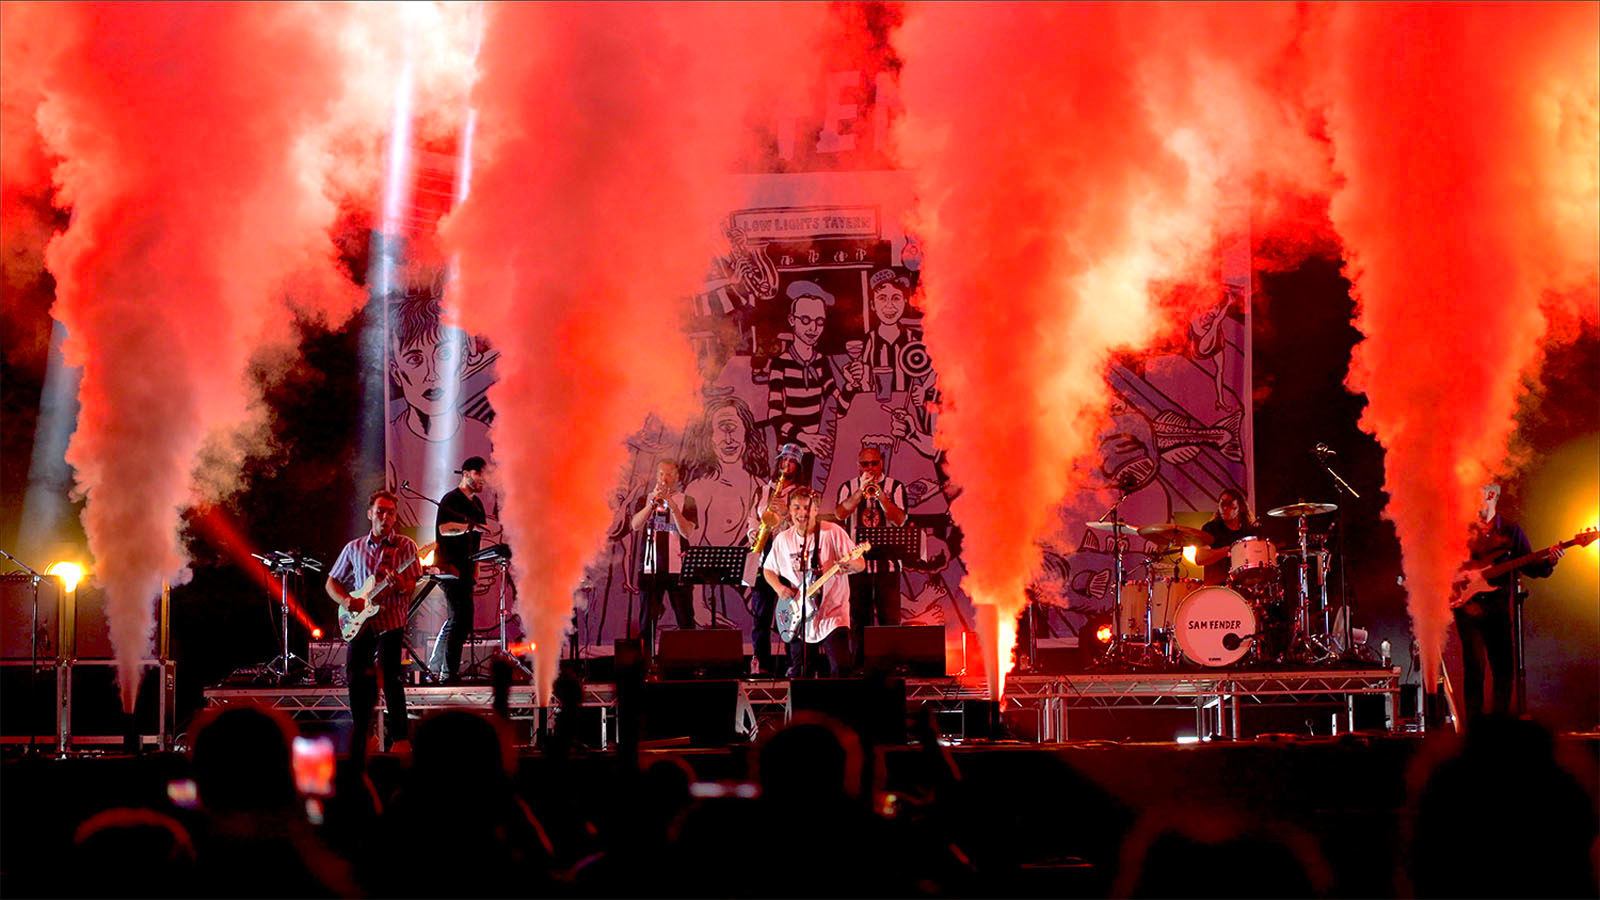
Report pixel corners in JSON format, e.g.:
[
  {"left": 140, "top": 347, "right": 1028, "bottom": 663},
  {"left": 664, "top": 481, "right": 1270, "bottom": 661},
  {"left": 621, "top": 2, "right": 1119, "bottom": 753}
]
[{"left": 1088, "top": 499, "right": 1354, "bottom": 670}]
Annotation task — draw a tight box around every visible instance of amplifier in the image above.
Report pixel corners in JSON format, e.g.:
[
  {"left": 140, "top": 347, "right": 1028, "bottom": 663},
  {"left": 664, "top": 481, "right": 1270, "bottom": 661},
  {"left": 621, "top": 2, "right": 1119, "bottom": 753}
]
[{"left": 1, "top": 573, "right": 61, "bottom": 660}]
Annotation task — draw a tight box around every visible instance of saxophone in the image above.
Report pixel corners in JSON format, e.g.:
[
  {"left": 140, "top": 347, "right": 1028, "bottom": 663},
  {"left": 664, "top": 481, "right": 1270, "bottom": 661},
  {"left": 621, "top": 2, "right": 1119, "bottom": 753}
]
[{"left": 749, "top": 472, "right": 791, "bottom": 555}]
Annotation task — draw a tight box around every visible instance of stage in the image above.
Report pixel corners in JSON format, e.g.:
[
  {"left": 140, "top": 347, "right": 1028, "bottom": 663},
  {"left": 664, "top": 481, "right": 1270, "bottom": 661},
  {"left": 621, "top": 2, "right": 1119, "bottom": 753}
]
[{"left": 201, "top": 666, "right": 1407, "bottom": 747}]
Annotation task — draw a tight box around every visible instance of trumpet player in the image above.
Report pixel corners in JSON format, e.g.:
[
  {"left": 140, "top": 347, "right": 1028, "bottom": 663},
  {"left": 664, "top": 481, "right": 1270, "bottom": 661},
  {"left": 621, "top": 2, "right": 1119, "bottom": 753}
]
[
  {"left": 630, "top": 459, "right": 699, "bottom": 667},
  {"left": 746, "top": 443, "right": 806, "bottom": 675},
  {"left": 835, "top": 445, "right": 907, "bottom": 669}
]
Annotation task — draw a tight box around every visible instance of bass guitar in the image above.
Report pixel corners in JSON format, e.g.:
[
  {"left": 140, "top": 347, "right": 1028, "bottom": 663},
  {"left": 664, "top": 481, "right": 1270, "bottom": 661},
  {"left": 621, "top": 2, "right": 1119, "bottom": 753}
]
[
  {"left": 775, "top": 542, "right": 871, "bottom": 643},
  {"left": 1448, "top": 527, "right": 1596, "bottom": 611},
  {"left": 337, "top": 541, "right": 438, "bottom": 641}
]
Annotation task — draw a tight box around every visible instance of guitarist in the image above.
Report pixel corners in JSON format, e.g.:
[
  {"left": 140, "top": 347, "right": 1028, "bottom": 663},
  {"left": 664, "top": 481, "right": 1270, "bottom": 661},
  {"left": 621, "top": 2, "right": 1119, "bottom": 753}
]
[
  {"left": 764, "top": 487, "right": 865, "bottom": 677},
  {"left": 1454, "top": 483, "right": 1564, "bottom": 722},
  {"left": 326, "top": 490, "right": 423, "bottom": 756}
]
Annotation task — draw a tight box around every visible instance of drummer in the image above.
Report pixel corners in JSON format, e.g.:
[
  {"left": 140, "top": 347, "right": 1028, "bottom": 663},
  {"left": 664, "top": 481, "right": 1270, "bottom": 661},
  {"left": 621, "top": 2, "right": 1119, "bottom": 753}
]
[{"left": 1193, "top": 488, "right": 1258, "bottom": 585}]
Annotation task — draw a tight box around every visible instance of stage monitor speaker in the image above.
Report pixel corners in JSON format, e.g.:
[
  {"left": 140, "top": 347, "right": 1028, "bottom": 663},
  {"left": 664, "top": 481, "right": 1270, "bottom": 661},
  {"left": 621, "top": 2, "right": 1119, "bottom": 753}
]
[
  {"left": 614, "top": 638, "right": 644, "bottom": 676},
  {"left": 641, "top": 679, "right": 738, "bottom": 746},
  {"left": 789, "top": 677, "right": 907, "bottom": 745},
  {"left": 1, "top": 573, "right": 61, "bottom": 660},
  {"left": 657, "top": 628, "right": 744, "bottom": 678},
  {"left": 863, "top": 625, "right": 945, "bottom": 676}
]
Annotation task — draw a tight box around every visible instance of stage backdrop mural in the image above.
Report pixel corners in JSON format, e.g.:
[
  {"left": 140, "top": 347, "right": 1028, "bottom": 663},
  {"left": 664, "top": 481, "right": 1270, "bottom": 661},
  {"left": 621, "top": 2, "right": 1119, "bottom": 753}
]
[{"left": 383, "top": 78, "right": 1253, "bottom": 676}]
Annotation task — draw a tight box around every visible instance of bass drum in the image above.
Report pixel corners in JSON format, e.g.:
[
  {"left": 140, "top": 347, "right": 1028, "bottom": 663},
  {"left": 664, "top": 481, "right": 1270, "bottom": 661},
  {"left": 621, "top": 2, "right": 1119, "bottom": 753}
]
[{"left": 1173, "top": 586, "right": 1259, "bottom": 667}]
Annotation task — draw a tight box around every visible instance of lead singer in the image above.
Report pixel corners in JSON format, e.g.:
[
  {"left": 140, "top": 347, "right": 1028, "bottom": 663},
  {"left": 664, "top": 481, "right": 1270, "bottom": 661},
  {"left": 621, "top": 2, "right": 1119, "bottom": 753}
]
[{"left": 764, "top": 488, "right": 863, "bottom": 677}]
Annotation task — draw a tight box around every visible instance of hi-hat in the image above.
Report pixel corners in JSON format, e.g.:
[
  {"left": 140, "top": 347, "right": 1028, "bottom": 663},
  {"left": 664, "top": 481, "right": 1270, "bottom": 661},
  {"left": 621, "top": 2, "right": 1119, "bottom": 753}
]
[
  {"left": 1136, "top": 523, "right": 1213, "bottom": 547},
  {"left": 1085, "top": 521, "right": 1142, "bottom": 537},
  {"left": 1266, "top": 501, "right": 1338, "bottom": 518}
]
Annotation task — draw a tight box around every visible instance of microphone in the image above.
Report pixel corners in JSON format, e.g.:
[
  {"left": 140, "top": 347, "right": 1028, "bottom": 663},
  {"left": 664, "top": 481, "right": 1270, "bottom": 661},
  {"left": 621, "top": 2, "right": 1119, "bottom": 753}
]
[{"left": 1313, "top": 443, "right": 1336, "bottom": 458}]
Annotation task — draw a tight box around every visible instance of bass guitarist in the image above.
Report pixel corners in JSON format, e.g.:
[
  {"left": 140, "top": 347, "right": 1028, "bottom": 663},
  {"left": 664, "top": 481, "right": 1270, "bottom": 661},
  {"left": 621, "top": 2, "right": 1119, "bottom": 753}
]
[
  {"left": 764, "top": 487, "right": 865, "bottom": 677},
  {"left": 326, "top": 490, "right": 423, "bottom": 756},
  {"left": 1453, "top": 483, "right": 1564, "bottom": 723}
]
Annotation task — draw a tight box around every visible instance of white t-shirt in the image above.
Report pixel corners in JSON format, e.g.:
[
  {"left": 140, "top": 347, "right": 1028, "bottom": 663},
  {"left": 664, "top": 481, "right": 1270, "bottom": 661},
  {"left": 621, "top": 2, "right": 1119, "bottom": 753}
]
[{"left": 765, "top": 520, "right": 856, "bottom": 643}]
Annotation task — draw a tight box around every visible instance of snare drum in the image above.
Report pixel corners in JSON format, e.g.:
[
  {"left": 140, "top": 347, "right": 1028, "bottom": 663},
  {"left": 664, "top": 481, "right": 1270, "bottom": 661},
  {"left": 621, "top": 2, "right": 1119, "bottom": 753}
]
[
  {"left": 1173, "top": 586, "right": 1260, "bottom": 667},
  {"left": 1118, "top": 577, "right": 1202, "bottom": 638},
  {"left": 1228, "top": 536, "right": 1279, "bottom": 586}
]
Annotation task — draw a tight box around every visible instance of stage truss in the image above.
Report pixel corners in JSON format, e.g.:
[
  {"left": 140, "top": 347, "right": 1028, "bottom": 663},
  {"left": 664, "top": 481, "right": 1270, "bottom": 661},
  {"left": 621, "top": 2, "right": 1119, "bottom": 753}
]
[{"left": 203, "top": 667, "right": 1401, "bottom": 746}]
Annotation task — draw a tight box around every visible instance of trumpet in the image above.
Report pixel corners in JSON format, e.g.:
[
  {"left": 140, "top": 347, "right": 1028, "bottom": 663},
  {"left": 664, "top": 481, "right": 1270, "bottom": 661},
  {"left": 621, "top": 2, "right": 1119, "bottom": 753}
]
[{"left": 862, "top": 481, "right": 882, "bottom": 500}]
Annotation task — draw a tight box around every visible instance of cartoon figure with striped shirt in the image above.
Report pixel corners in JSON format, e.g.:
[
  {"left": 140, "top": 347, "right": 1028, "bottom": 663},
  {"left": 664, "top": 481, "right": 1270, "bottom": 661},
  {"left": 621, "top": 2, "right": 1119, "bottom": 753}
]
[{"left": 766, "top": 280, "right": 859, "bottom": 478}]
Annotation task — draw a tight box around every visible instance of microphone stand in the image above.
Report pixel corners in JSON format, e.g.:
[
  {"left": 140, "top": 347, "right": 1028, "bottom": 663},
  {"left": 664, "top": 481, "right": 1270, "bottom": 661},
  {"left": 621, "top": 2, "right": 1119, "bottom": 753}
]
[
  {"left": 1315, "top": 452, "right": 1360, "bottom": 660},
  {"left": 798, "top": 524, "right": 818, "bottom": 678},
  {"left": 399, "top": 480, "right": 442, "bottom": 510},
  {"left": 0, "top": 548, "right": 48, "bottom": 757},
  {"left": 1096, "top": 481, "right": 1136, "bottom": 668}
]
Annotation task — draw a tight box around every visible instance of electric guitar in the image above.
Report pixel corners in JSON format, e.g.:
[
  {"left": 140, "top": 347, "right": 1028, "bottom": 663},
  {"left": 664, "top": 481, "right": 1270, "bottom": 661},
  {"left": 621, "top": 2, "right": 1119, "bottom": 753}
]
[
  {"left": 337, "top": 541, "right": 438, "bottom": 641},
  {"left": 775, "top": 542, "right": 871, "bottom": 643},
  {"left": 1448, "top": 527, "right": 1596, "bottom": 611}
]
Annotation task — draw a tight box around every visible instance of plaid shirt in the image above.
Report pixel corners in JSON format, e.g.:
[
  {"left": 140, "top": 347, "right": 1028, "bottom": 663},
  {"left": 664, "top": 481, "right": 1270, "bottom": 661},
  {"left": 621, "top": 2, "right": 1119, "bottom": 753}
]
[{"left": 329, "top": 531, "right": 421, "bottom": 635}]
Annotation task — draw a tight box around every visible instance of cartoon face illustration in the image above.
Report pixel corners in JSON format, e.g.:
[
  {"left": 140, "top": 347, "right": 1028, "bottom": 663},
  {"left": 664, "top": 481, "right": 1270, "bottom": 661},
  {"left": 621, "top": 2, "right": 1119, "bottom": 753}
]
[
  {"left": 392, "top": 328, "right": 467, "bottom": 418},
  {"left": 871, "top": 282, "right": 907, "bottom": 327},
  {"left": 789, "top": 295, "right": 827, "bottom": 350},
  {"left": 711, "top": 404, "right": 746, "bottom": 467}
]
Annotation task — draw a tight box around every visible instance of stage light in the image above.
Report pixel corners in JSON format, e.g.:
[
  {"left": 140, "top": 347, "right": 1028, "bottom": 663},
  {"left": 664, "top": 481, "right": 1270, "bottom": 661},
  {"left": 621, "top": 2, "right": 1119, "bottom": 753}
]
[
  {"left": 1182, "top": 545, "right": 1197, "bottom": 564},
  {"left": 1175, "top": 734, "right": 1202, "bottom": 745},
  {"left": 420, "top": 548, "right": 435, "bottom": 567},
  {"left": 17, "top": 323, "right": 82, "bottom": 566},
  {"left": 47, "top": 561, "right": 84, "bottom": 593},
  {"left": 1094, "top": 624, "right": 1112, "bottom": 644},
  {"left": 311, "top": 628, "right": 323, "bottom": 640}
]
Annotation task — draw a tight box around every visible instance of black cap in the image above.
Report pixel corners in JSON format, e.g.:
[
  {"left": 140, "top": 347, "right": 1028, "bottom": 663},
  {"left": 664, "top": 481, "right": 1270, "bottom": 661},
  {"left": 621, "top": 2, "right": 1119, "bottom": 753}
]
[{"left": 455, "top": 456, "right": 487, "bottom": 474}]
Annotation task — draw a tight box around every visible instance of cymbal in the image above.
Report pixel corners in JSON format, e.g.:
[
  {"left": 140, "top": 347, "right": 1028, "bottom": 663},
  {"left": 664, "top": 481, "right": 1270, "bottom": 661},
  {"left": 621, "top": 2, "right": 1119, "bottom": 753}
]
[
  {"left": 1136, "top": 523, "right": 1213, "bottom": 547},
  {"left": 1266, "top": 501, "right": 1338, "bottom": 518},
  {"left": 1085, "top": 521, "right": 1142, "bottom": 537}
]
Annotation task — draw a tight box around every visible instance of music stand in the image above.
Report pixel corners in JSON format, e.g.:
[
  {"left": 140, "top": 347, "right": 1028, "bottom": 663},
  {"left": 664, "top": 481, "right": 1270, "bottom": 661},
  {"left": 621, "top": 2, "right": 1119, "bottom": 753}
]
[
  {"left": 252, "top": 550, "right": 322, "bottom": 684},
  {"left": 681, "top": 546, "right": 749, "bottom": 586},
  {"left": 857, "top": 525, "right": 919, "bottom": 563}
]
